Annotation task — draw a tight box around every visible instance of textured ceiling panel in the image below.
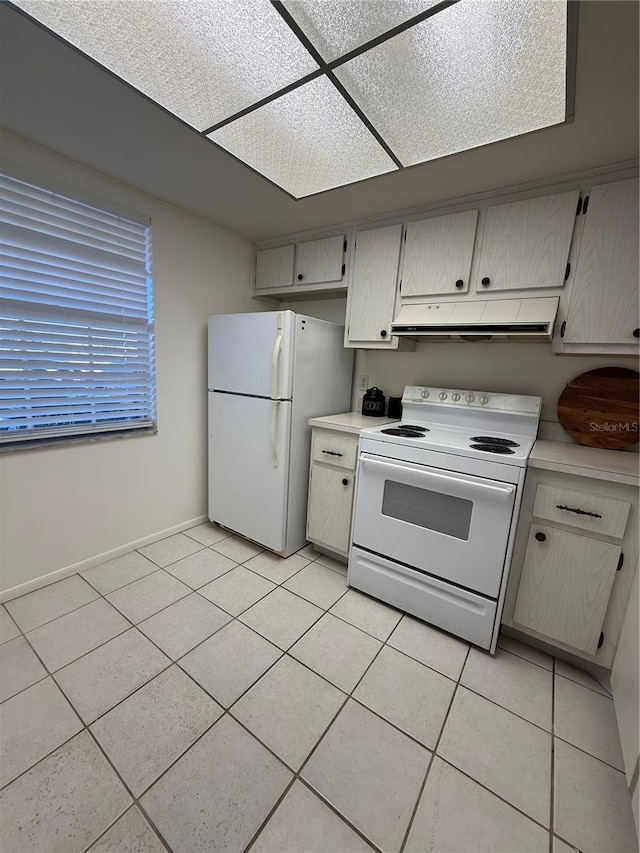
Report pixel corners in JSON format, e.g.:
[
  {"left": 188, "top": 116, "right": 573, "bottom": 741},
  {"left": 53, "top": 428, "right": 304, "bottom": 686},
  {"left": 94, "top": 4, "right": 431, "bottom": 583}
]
[
  {"left": 209, "top": 76, "right": 397, "bottom": 198},
  {"left": 335, "top": 0, "right": 568, "bottom": 166},
  {"left": 283, "top": 0, "right": 439, "bottom": 62},
  {"left": 13, "top": 0, "right": 318, "bottom": 131}
]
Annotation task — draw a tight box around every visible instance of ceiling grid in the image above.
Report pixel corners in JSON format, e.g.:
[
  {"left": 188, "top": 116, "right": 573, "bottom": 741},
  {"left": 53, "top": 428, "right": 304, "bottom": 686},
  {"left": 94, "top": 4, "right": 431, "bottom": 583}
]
[{"left": 10, "top": 0, "right": 572, "bottom": 199}]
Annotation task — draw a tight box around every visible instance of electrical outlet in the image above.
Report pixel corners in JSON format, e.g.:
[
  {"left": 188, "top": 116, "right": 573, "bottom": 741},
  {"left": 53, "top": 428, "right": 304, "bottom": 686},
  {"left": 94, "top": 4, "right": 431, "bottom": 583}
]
[{"left": 358, "top": 374, "right": 369, "bottom": 392}]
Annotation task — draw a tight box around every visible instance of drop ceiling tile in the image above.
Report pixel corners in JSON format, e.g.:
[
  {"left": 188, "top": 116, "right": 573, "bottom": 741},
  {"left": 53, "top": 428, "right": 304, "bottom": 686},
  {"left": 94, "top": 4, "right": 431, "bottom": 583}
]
[
  {"left": 283, "top": 0, "right": 439, "bottom": 62},
  {"left": 14, "top": 0, "right": 318, "bottom": 130},
  {"left": 335, "top": 0, "right": 568, "bottom": 166},
  {"left": 209, "top": 75, "right": 397, "bottom": 198}
]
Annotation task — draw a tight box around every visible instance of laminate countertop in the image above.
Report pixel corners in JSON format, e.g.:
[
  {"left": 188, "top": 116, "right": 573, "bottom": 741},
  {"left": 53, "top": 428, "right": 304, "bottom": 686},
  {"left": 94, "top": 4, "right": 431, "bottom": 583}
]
[
  {"left": 308, "top": 412, "right": 398, "bottom": 435},
  {"left": 307, "top": 420, "right": 639, "bottom": 486},
  {"left": 529, "top": 439, "right": 639, "bottom": 487}
]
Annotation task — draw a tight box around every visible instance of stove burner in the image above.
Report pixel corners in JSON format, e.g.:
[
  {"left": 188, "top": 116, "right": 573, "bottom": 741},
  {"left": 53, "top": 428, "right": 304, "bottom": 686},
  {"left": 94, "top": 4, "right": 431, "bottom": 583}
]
[
  {"left": 470, "top": 443, "right": 516, "bottom": 455},
  {"left": 400, "top": 425, "right": 429, "bottom": 431},
  {"left": 471, "top": 436, "right": 520, "bottom": 447},
  {"left": 381, "top": 428, "right": 428, "bottom": 437}
]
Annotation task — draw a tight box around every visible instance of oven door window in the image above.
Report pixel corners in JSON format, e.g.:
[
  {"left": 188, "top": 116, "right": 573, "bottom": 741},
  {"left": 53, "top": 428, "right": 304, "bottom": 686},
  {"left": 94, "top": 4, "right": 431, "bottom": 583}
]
[{"left": 382, "top": 480, "right": 473, "bottom": 540}]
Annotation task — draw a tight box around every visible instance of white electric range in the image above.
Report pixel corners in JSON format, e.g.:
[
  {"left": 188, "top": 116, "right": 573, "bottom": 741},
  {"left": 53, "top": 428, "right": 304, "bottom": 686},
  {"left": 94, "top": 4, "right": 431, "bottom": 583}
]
[{"left": 348, "top": 385, "right": 542, "bottom": 652}]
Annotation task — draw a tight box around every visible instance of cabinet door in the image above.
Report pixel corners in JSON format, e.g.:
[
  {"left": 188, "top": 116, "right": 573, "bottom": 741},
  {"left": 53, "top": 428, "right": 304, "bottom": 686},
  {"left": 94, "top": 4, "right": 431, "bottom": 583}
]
[
  {"left": 475, "top": 190, "right": 579, "bottom": 292},
  {"left": 295, "top": 235, "right": 345, "bottom": 285},
  {"left": 563, "top": 179, "right": 639, "bottom": 345},
  {"left": 348, "top": 224, "right": 402, "bottom": 345},
  {"left": 255, "top": 245, "right": 294, "bottom": 291},
  {"left": 307, "top": 464, "right": 354, "bottom": 555},
  {"left": 402, "top": 210, "right": 478, "bottom": 296},
  {"left": 514, "top": 524, "right": 619, "bottom": 655}
]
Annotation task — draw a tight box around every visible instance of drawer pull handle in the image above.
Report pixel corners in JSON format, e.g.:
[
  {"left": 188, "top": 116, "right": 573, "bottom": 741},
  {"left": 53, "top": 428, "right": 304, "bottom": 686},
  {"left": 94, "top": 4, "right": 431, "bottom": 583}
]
[
  {"left": 321, "top": 450, "right": 343, "bottom": 457},
  {"left": 342, "top": 478, "right": 349, "bottom": 486},
  {"left": 535, "top": 532, "right": 547, "bottom": 542},
  {"left": 556, "top": 504, "right": 602, "bottom": 519}
]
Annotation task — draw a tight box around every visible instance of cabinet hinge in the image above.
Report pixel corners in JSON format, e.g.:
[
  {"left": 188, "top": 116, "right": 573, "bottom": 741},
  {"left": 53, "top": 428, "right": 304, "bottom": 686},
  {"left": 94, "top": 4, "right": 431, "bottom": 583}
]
[
  {"left": 583, "top": 195, "right": 590, "bottom": 215},
  {"left": 564, "top": 262, "right": 571, "bottom": 281},
  {"left": 560, "top": 320, "right": 566, "bottom": 338},
  {"left": 597, "top": 631, "right": 604, "bottom": 649},
  {"left": 343, "top": 239, "right": 347, "bottom": 253},
  {"left": 617, "top": 552, "right": 624, "bottom": 571},
  {"left": 576, "top": 196, "right": 583, "bottom": 216},
  {"left": 341, "top": 263, "right": 346, "bottom": 277}
]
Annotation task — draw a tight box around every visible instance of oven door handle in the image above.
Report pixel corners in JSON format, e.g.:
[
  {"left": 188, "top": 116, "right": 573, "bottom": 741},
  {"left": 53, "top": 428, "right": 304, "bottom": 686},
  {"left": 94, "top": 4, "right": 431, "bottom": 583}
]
[{"left": 359, "top": 453, "right": 516, "bottom": 497}]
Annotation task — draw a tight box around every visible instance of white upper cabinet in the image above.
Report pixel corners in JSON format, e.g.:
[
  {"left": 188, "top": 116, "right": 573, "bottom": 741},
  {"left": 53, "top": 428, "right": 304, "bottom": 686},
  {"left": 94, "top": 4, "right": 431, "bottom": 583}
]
[
  {"left": 295, "top": 234, "right": 345, "bottom": 286},
  {"left": 474, "top": 190, "right": 579, "bottom": 292},
  {"left": 401, "top": 210, "right": 479, "bottom": 297},
  {"left": 563, "top": 179, "right": 639, "bottom": 345},
  {"left": 255, "top": 245, "right": 294, "bottom": 291},
  {"left": 346, "top": 224, "right": 403, "bottom": 348}
]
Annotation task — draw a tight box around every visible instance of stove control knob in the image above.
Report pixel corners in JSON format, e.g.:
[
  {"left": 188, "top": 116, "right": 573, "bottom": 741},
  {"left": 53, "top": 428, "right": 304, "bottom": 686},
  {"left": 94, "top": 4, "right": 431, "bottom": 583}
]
[
  {"left": 439, "top": 392, "right": 447, "bottom": 401},
  {"left": 421, "top": 390, "right": 429, "bottom": 399},
  {"left": 452, "top": 392, "right": 461, "bottom": 402},
  {"left": 465, "top": 394, "right": 475, "bottom": 403},
  {"left": 479, "top": 395, "right": 489, "bottom": 406}
]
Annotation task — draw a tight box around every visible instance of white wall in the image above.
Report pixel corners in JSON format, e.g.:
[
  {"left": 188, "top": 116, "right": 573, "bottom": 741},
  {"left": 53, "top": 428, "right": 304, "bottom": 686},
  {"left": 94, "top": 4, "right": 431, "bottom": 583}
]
[
  {"left": 290, "top": 300, "right": 636, "bottom": 433},
  {"left": 0, "top": 131, "right": 262, "bottom": 592},
  {"left": 358, "top": 343, "right": 638, "bottom": 427}
]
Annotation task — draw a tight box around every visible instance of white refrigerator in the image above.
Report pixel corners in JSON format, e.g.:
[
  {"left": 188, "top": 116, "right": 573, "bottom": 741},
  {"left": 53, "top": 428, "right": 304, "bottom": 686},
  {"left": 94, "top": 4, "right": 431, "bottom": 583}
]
[{"left": 208, "top": 311, "right": 353, "bottom": 556}]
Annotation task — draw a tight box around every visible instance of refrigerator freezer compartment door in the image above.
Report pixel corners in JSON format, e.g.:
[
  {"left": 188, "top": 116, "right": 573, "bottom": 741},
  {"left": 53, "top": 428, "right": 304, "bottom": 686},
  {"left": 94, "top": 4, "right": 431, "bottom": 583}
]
[
  {"left": 208, "top": 392, "right": 292, "bottom": 552},
  {"left": 208, "top": 311, "right": 294, "bottom": 398}
]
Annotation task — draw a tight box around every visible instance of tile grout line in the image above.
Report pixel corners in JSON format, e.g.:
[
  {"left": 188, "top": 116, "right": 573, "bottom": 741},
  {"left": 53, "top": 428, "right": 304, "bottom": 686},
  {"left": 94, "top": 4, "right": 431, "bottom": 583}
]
[
  {"left": 1, "top": 543, "right": 330, "bottom": 783},
  {"left": 1, "top": 534, "right": 323, "bottom": 634},
  {"left": 549, "top": 656, "right": 556, "bottom": 853},
  {"left": 5, "top": 589, "right": 103, "bottom": 635},
  {"left": 13, "top": 595, "right": 216, "bottom": 852},
  {"left": 498, "top": 641, "right": 612, "bottom": 699},
  {"left": 399, "top": 644, "right": 472, "bottom": 853},
  {"left": 4, "top": 560, "right": 624, "bottom": 779},
  {"left": 554, "top": 670, "right": 614, "bottom": 699},
  {"left": 241, "top": 600, "right": 405, "bottom": 853},
  {"left": 7, "top": 537, "right": 623, "bottom": 853},
  {"left": 80, "top": 803, "right": 171, "bottom": 853},
  {"left": 234, "top": 580, "right": 408, "bottom": 852},
  {"left": 3, "top": 549, "right": 335, "bottom": 719}
]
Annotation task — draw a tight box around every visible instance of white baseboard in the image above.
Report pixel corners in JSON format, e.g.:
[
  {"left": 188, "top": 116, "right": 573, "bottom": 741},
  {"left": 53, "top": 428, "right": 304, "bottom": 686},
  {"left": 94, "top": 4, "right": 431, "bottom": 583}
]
[{"left": 0, "top": 515, "right": 208, "bottom": 603}]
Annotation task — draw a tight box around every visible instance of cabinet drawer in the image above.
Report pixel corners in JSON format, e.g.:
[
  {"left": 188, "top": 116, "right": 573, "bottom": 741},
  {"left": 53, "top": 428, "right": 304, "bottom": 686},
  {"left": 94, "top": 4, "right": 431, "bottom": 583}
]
[
  {"left": 312, "top": 430, "right": 358, "bottom": 470},
  {"left": 514, "top": 524, "right": 620, "bottom": 656},
  {"left": 533, "top": 484, "right": 631, "bottom": 540}
]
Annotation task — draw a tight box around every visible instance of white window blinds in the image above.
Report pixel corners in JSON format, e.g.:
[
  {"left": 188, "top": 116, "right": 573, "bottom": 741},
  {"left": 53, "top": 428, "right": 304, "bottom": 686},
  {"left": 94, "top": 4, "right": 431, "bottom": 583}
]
[{"left": 0, "top": 172, "right": 156, "bottom": 446}]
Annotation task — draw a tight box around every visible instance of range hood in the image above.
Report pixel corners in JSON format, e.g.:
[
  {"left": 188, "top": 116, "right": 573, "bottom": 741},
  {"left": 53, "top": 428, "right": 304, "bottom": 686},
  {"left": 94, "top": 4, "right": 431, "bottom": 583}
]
[{"left": 390, "top": 297, "right": 559, "bottom": 340}]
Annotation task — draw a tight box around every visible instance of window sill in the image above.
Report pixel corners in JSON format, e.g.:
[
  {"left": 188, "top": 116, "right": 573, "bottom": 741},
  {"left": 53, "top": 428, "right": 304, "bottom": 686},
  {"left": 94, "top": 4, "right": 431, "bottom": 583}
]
[{"left": 0, "top": 425, "right": 158, "bottom": 456}]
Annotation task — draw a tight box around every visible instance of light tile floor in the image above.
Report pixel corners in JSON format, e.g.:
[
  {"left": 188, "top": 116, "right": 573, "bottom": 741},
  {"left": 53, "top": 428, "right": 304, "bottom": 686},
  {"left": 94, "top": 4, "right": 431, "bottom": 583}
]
[{"left": 0, "top": 523, "right": 637, "bottom": 853}]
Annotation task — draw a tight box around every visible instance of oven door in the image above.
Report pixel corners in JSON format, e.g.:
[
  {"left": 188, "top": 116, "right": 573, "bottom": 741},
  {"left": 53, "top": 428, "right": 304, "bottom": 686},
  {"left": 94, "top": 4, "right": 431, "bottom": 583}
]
[{"left": 352, "top": 453, "right": 517, "bottom": 597}]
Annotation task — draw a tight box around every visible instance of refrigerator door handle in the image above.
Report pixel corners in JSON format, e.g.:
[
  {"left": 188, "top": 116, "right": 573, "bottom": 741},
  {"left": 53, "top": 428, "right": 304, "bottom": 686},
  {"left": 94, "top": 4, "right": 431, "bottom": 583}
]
[
  {"left": 270, "top": 400, "right": 280, "bottom": 468},
  {"left": 271, "top": 311, "right": 284, "bottom": 401}
]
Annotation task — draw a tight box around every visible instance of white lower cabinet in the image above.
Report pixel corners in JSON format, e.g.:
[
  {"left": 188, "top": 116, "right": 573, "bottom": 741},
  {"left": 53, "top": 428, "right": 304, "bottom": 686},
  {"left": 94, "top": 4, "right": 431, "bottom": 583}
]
[
  {"left": 514, "top": 524, "right": 620, "bottom": 655},
  {"left": 503, "top": 466, "right": 638, "bottom": 669},
  {"left": 307, "top": 464, "right": 354, "bottom": 557},
  {"left": 306, "top": 427, "right": 359, "bottom": 558}
]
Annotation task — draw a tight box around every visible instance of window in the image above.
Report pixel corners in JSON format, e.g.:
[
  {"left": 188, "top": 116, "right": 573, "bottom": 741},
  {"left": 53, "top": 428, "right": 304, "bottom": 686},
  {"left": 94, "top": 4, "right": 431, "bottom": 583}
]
[{"left": 0, "top": 172, "right": 156, "bottom": 448}]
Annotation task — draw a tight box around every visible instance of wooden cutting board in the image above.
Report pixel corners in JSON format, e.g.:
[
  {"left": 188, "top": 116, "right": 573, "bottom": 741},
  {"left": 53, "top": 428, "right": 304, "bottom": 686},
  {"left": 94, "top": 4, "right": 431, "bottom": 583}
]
[{"left": 557, "top": 367, "right": 640, "bottom": 449}]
